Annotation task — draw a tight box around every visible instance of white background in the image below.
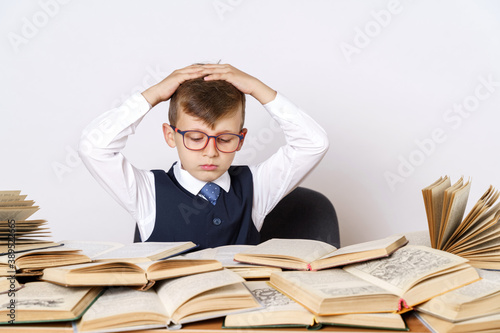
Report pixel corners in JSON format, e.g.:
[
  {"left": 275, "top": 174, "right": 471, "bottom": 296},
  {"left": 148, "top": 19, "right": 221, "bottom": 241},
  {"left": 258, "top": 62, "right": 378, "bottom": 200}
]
[{"left": 1, "top": 0, "right": 500, "bottom": 246}]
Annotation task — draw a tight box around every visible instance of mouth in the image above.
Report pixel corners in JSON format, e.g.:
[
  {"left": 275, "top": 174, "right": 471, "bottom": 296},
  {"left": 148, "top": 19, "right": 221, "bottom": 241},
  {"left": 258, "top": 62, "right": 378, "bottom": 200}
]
[{"left": 200, "top": 164, "right": 218, "bottom": 171}]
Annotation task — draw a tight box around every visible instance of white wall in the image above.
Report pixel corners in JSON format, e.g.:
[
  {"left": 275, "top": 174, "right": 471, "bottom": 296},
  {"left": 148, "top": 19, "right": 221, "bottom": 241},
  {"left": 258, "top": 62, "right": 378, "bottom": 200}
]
[{"left": 1, "top": 0, "right": 500, "bottom": 246}]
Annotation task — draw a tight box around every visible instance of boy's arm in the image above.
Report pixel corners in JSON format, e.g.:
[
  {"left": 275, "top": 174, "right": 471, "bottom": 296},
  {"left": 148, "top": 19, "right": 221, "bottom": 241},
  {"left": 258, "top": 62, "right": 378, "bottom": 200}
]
[
  {"left": 78, "top": 94, "right": 157, "bottom": 240},
  {"left": 79, "top": 65, "right": 207, "bottom": 241},
  {"left": 250, "top": 94, "right": 329, "bottom": 231},
  {"left": 202, "top": 65, "right": 329, "bottom": 231}
]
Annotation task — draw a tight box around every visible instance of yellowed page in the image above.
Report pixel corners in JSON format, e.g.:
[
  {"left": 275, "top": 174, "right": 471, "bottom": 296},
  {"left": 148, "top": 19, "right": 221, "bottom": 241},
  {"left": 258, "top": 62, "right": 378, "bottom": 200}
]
[
  {"left": 422, "top": 176, "right": 450, "bottom": 248},
  {"left": 0, "top": 206, "right": 39, "bottom": 221},
  {"left": 236, "top": 238, "right": 336, "bottom": 263},
  {"left": 78, "top": 287, "right": 168, "bottom": 331},
  {"left": 319, "top": 234, "right": 406, "bottom": 259},
  {"left": 0, "top": 281, "right": 91, "bottom": 314},
  {"left": 155, "top": 269, "right": 244, "bottom": 319},
  {"left": 61, "top": 240, "right": 124, "bottom": 259},
  {"left": 182, "top": 245, "right": 254, "bottom": 266},
  {"left": 417, "top": 269, "right": 500, "bottom": 321},
  {"left": 92, "top": 242, "right": 192, "bottom": 262},
  {"left": 0, "top": 246, "right": 83, "bottom": 265},
  {"left": 445, "top": 188, "right": 499, "bottom": 251},
  {"left": 344, "top": 245, "right": 468, "bottom": 295},
  {"left": 438, "top": 180, "right": 471, "bottom": 249}
]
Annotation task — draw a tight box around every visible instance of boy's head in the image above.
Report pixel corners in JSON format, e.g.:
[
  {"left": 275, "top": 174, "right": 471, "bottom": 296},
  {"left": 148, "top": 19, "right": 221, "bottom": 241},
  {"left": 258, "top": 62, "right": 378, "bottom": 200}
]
[
  {"left": 163, "top": 78, "right": 247, "bottom": 183},
  {"left": 168, "top": 77, "right": 245, "bottom": 129}
]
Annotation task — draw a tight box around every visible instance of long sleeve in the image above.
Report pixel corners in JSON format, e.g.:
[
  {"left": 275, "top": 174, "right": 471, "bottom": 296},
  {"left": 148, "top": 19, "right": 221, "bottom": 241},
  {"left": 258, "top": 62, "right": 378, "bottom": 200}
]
[
  {"left": 249, "top": 93, "right": 329, "bottom": 231},
  {"left": 78, "top": 93, "right": 157, "bottom": 241}
]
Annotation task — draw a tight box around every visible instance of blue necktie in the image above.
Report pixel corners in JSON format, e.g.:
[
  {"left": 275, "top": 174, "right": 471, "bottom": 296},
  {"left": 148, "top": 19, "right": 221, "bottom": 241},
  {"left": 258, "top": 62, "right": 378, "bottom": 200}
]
[{"left": 199, "top": 182, "right": 221, "bottom": 206}]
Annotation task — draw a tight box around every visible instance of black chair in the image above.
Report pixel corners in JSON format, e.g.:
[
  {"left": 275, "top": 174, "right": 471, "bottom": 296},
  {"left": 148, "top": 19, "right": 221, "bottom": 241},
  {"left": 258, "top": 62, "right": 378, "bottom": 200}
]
[
  {"left": 134, "top": 187, "right": 340, "bottom": 247},
  {"left": 259, "top": 187, "right": 340, "bottom": 248},
  {"left": 133, "top": 224, "right": 141, "bottom": 243}
]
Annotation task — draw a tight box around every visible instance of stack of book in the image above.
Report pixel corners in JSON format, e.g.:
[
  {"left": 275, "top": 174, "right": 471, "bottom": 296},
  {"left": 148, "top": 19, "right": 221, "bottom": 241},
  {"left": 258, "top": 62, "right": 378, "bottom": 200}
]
[
  {"left": 0, "top": 190, "right": 93, "bottom": 277},
  {"left": 0, "top": 202, "right": 489, "bottom": 332},
  {"left": 416, "top": 268, "right": 500, "bottom": 332},
  {"left": 0, "top": 269, "right": 262, "bottom": 332},
  {"left": 0, "top": 190, "right": 57, "bottom": 256},
  {"left": 41, "top": 240, "right": 222, "bottom": 289}
]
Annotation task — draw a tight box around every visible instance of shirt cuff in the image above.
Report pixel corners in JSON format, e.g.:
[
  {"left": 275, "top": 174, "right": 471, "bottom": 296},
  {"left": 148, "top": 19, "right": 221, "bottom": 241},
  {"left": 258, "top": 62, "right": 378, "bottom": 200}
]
[{"left": 263, "top": 92, "right": 301, "bottom": 121}]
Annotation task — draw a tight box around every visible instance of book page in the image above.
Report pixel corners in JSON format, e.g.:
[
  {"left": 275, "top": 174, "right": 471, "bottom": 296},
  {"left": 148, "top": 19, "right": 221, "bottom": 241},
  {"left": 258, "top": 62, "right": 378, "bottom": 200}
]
[
  {"left": 0, "top": 200, "right": 35, "bottom": 207},
  {"left": 155, "top": 269, "right": 244, "bottom": 318},
  {"left": 244, "top": 281, "right": 307, "bottom": 313},
  {"left": 184, "top": 245, "right": 254, "bottom": 266},
  {"left": 173, "top": 283, "right": 259, "bottom": 324},
  {"left": 92, "top": 242, "right": 191, "bottom": 261},
  {"left": 0, "top": 281, "right": 91, "bottom": 312},
  {"left": 422, "top": 176, "right": 450, "bottom": 248},
  {"left": 344, "top": 245, "right": 467, "bottom": 295},
  {"left": 418, "top": 269, "right": 500, "bottom": 318},
  {"left": 79, "top": 287, "right": 168, "bottom": 323},
  {"left": 239, "top": 239, "right": 335, "bottom": 263},
  {"left": 273, "top": 269, "right": 390, "bottom": 299},
  {"left": 0, "top": 246, "right": 83, "bottom": 264},
  {"left": 0, "top": 191, "right": 22, "bottom": 201},
  {"left": 48, "top": 261, "right": 141, "bottom": 273},
  {"left": 438, "top": 180, "right": 471, "bottom": 248},
  {"left": 61, "top": 240, "right": 124, "bottom": 259},
  {"left": 405, "top": 230, "right": 432, "bottom": 247},
  {"left": 319, "top": 234, "right": 405, "bottom": 259},
  {"left": 446, "top": 269, "right": 500, "bottom": 301},
  {"left": 0, "top": 206, "right": 39, "bottom": 221}
]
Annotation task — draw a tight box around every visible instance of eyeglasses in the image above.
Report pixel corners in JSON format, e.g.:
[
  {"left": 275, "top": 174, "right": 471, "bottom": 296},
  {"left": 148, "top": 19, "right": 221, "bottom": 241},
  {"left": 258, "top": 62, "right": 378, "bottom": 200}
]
[{"left": 170, "top": 125, "right": 245, "bottom": 153}]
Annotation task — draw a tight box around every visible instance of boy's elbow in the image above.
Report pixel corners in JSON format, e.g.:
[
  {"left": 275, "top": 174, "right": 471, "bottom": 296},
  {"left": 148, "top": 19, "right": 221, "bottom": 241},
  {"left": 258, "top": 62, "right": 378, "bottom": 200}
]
[
  {"left": 314, "top": 131, "right": 330, "bottom": 157},
  {"left": 77, "top": 134, "right": 96, "bottom": 162}
]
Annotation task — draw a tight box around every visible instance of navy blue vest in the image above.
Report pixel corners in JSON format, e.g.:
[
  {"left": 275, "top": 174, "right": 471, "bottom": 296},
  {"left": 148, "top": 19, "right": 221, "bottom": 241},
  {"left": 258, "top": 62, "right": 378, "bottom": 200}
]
[{"left": 147, "top": 165, "right": 260, "bottom": 249}]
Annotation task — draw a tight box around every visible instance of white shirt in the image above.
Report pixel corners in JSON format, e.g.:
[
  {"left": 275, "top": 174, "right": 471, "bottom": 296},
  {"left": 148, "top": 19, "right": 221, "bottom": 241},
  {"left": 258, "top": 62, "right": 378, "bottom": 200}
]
[{"left": 79, "top": 92, "right": 329, "bottom": 242}]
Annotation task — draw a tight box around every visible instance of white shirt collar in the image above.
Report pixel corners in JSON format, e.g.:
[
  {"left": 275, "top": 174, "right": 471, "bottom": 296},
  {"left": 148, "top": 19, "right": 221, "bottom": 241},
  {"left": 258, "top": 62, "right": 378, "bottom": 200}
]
[{"left": 173, "top": 161, "right": 231, "bottom": 195}]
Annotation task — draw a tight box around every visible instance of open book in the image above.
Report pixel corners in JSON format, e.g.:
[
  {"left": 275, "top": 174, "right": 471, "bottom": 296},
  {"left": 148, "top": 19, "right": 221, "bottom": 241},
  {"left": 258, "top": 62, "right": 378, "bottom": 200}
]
[
  {"left": 223, "top": 281, "right": 407, "bottom": 331},
  {"left": 181, "top": 245, "right": 281, "bottom": 278},
  {"left": 417, "top": 268, "right": 500, "bottom": 322},
  {"left": 422, "top": 176, "right": 500, "bottom": 269},
  {"left": 0, "top": 281, "right": 102, "bottom": 324},
  {"left": 0, "top": 240, "right": 199, "bottom": 277},
  {"left": 76, "top": 269, "right": 261, "bottom": 332},
  {"left": 61, "top": 239, "right": 197, "bottom": 263},
  {"left": 0, "top": 246, "right": 92, "bottom": 275},
  {"left": 270, "top": 245, "right": 479, "bottom": 315},
  {"left": 234, "top": 234, "right": 408, "bottom": 270},
  {"left": 416, "top": 311, "right": 500, "bottom": 333},
  {"left": 41, "top": 258, "right": 222, "bottom": 289}
]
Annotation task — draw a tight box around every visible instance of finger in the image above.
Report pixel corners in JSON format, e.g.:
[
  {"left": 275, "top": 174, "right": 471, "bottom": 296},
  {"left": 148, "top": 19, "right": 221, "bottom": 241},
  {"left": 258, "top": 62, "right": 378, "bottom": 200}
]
[
  {"left": 176, "top": 66, "right": 205, "bottom": 74},
  {"left": 176, "top": 71, "right": 207, "bottom": 83},
  {"left": 203, "top": 73, "right": 232, "bottom": 81},
  {"left": 199, "top": 63, "right": 230, "bottom": 68}
]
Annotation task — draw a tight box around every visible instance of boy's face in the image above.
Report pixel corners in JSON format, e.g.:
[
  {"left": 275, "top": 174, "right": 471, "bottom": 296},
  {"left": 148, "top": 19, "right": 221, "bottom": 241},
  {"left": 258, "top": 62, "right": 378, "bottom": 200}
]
[{"left": 163, "top": 107, "right": 246, "bottom": 183}]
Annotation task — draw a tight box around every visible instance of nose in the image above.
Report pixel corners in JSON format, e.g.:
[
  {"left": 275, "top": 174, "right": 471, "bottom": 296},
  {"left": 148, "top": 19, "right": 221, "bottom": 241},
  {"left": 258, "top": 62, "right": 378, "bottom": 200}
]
[{"left": 202, "top": 137, "right": 219, "bottom": 157}]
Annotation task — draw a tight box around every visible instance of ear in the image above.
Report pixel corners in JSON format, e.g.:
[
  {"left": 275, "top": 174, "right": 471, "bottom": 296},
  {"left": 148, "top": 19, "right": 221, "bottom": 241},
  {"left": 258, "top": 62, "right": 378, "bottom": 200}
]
[
  {"left": 236, "top": 128, "right": 248, "bottom": 151},
  {"left": 162, "top": 123, "right": 177, "bottom": 148}
]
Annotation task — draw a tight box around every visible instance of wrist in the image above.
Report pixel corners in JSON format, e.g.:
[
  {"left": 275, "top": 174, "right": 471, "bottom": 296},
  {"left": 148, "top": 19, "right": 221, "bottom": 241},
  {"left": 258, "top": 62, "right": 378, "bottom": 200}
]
[
  {"left": 142, "top": 86, "right": 162, "bottom": 107},
  {"left": 251, "top": 83, "right": 277, "bottom": 105}
]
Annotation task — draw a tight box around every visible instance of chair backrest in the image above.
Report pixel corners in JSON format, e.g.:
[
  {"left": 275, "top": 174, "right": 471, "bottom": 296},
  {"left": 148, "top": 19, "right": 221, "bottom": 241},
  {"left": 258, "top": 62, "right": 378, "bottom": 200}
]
[
  {"left": 259, "top": 187, "right": 340, "bottom": 247},
  {"left": 134, "top": 187, "right": 340, "bottom": 247},
  {"left": 133, "top": 224, "right": 141, "bottom": 242}
]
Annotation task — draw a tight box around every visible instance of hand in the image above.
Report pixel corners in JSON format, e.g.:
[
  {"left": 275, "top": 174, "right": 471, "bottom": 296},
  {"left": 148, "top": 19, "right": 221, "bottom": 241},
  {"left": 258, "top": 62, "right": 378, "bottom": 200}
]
[
  {"left": 142, "top": 64, "right": 206, "bottom": 107},
  {"left": 200, "top": 64, "right": 277, "bottom": 105}
]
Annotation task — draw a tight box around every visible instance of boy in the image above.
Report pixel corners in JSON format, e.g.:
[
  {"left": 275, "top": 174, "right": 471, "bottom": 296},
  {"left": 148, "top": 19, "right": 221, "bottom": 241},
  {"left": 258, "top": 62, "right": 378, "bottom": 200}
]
[{"left": 79, "top": 64, "right": 328, "bottom": 249}]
